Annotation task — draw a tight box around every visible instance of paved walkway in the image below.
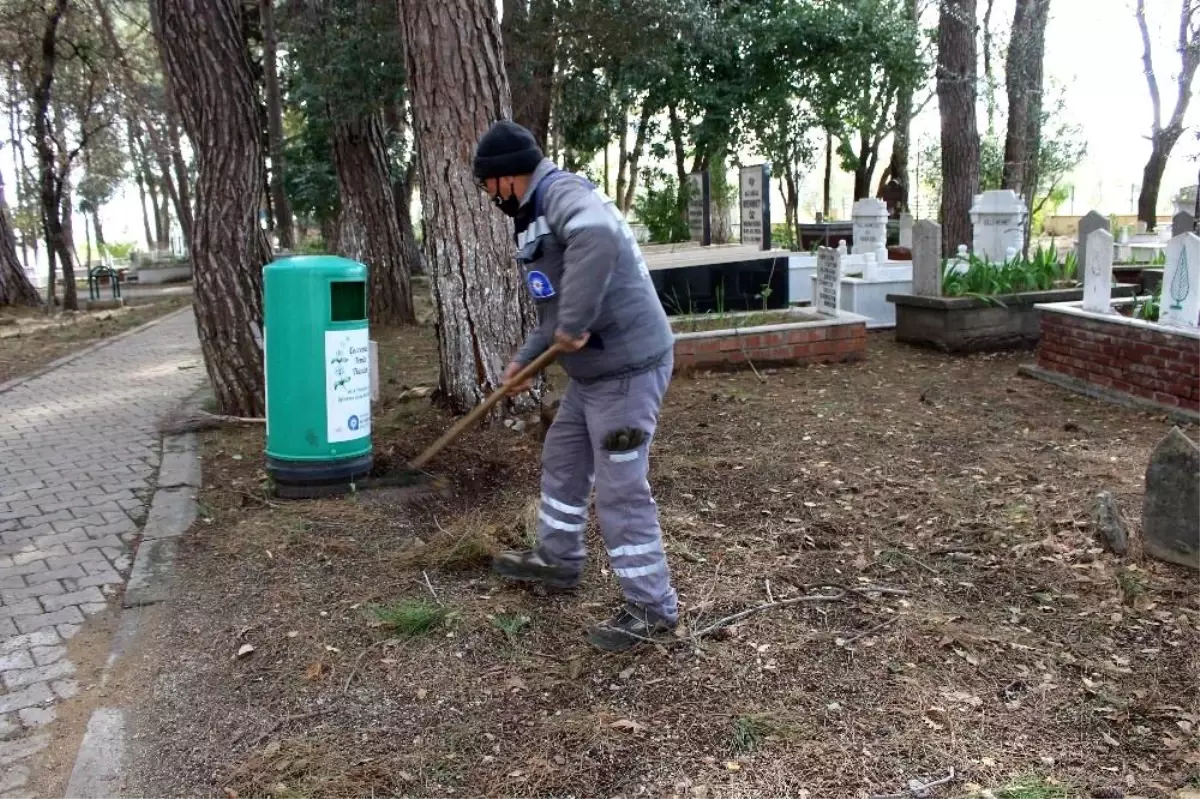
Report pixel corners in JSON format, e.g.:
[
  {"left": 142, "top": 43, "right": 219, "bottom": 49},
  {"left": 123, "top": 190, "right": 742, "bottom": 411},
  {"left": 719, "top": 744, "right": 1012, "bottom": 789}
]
[{"left": 0, "top": 309, "right": 203, "bottom": 795}]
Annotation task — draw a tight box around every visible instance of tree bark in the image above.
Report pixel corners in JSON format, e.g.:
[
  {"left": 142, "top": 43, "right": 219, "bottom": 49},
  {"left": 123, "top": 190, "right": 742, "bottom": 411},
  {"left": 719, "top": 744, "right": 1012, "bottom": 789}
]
[
  {"left": 392, "top": 158, "right": 426, "bottom": 277},
  {"left": 1134, "top": 0, "right": 1199, "bottom": 232},
  {"left": 823, "top": 128, "right": 833, "bottom": 218},
  {"left": 620, "top": 103, "right": 652, "bottom": 213},
  {"left": 91, "top": 207, "right": 106, "bottom": 257},
  {"left": 937, "top": 0, "right": 980, "bottom": 256},
  {"left": 332, "top": 113, "right": 416, "bottom": 326},
  {"left": 668, "top": 103, "right": 688, "bottom": 213},
  {"left": 127, "top": 120, "right": 156, "bottom": 251},
  {"left": 261, "top": 0, "right": 294, "bottom": 250},
  {"left": 982, "top": 0, "right": 998, "bottom": 135},
  {"left": 0, "top": 168, "right": 40, "bottom": 307},
  {"left": 400, "top": 0, "right": 540, "bottom": 414},
  {"left": 501, "top": 0, "right": 556, "bottom": 147},
  {"left": 1001, "top": 0, "right": 1047, "bottom": 195},
  {"left": 58, "top": 177, "right": 78, "bottom": 308},
  {"left": 885, "top": 0, "right": 918, "bottom": 214},
  {"left": 158, "top": 188, "right": 171, "bottom": 250},
  {"left": 31, "top": 0, "right": 75, "bottom": 310},
  {"left": 152, "top": 0, "right": 272, "bottom": 417}
]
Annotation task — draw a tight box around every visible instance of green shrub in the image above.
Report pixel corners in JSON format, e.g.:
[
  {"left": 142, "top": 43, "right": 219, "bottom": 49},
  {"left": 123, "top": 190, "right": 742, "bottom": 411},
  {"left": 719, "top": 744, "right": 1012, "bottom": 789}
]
[
  {"left": 631, "top": 170, "right": 690, "bottom": 244},
  {"left": 941, "top": 244, "right": 1079, "bottom": 298}
]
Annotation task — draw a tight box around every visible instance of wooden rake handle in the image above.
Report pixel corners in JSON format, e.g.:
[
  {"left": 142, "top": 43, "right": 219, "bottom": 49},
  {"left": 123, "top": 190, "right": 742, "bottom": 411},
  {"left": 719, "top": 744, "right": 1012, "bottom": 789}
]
[{"left": 408, "top": 344, "right": 564, "bottom": 470}]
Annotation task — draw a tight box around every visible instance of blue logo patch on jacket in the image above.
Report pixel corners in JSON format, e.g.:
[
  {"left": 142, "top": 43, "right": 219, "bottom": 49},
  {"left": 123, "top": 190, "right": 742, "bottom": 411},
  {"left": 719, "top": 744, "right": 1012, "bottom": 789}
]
[{"left": 526, "top": 270, "right": 556, "bottom": 300}]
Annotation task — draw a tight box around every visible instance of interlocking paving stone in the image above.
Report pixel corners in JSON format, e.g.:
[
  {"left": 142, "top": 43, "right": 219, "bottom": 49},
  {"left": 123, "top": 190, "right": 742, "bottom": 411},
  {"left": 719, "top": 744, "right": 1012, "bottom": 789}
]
[{"left": 0, "top": 309, "right": 203, "bottom": 793}]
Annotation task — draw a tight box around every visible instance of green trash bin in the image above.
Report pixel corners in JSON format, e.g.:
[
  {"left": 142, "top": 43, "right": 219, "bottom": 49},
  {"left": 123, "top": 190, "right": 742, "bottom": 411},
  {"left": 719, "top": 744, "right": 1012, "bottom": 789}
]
[{"left": 263, "top": 255, "right": 373, "bottom": 497}]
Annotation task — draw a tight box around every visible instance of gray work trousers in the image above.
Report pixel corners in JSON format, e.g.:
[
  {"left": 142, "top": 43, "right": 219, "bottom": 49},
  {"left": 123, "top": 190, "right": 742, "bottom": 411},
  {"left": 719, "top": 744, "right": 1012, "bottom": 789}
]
[{"left": 536, "top": 355, "right": 678, "bottom": 623}]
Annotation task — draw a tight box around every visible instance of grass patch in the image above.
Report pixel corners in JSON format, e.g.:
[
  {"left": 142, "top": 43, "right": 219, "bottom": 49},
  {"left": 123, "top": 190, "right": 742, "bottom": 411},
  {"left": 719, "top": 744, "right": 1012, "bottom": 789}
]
[
  {"left": 731, "top": 712, "right": 800, "bottom": 753},
  {"left": 993, "top": 777, "right": 1077, "bottom": 799},
  {"left": 1116, "top": 567, "right": 1147, "bottom": 606},
  {"left": 369, "top": 599, "right": 449, "bottom": 638},
  {"left": 491, "top": 613, "right": 531, "bottom": 640},
  {"left": 671, "top": 309, "right": 809, "bottom": 334}
]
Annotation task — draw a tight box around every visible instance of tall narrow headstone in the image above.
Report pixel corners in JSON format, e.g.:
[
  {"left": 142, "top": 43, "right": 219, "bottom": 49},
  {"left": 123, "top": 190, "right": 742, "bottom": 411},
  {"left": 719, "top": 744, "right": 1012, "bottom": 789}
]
[
  {"left": 816, "top": 246, "right": 841, "bottom": 316},
  {"left": 1082, "top": 229, "right": 1115, "bottom": 314},
  {"left": 851, "top": 198, "right": 888, "bottom": 255},
  {"left": 1076, "top": 211, "right": 1110, "bottom": 274},
  {"left": 899, "top": 212, "right": 913, "bottom": 249},
  {"left": 1161, "top": 232, "right": 1200, "bottom": 328},
  {"left": 739, "top": 164, "right": 771, "bottom": 250},
  {"left": 970, "top": 190, "right": 1027, "bottom": 261},
  {"left": 1173, "top": 210, "right": 1196, "bottom": 237},
  {"left": 686, "top": 171, "right": 711, "bottom": 246},
  {"left": 1142, "top": 427, "right": 1200, "bottom": 571},
  {"left": 911, "top": 220, "right": 942, "bottom": 298}
]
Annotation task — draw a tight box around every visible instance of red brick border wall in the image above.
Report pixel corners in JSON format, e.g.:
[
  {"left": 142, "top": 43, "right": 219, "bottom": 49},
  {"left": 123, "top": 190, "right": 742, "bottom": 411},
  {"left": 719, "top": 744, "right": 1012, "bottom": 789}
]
[
  {"left": 674, "top": 322, "right": 868, "bottom": 370},
  {"left": 1036, "top": 312, "right": 1200, "bottom": 412}
]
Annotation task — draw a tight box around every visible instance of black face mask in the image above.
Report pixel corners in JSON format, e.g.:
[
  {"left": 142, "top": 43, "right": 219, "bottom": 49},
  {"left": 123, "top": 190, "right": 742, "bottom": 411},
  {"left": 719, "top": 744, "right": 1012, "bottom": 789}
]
[{"left": 492, "top": 188, "right": 521, "bottom": 217}]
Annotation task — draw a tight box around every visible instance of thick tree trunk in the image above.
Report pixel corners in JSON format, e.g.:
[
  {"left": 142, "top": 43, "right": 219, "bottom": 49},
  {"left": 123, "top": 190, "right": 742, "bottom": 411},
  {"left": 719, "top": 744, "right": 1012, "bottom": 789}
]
[
  {"left": 400, "top": 0, "right": 539, "bottom": 414},
  {"left": 886, "top": 0, "right": 918, "bottom": 215},
  {"left": 158, "top": 188, "right": 172, "bottom": 250},
  {"left": 668, "top": 103, "right": 688, "bottom": 213},
  {"left": 153, "top": 140, "right": 182, "bottom": 248},
  {"left": 261, "top": 0, "right": 294, "bottom": 250},
  {"left": 1001, "top": 0, "right": 1044, "bottom": 195},
  {"left": 32, "top": 0, "right": 72, "bottom": 309},
  {"left": 152, "top": 0, "right": 272, "bottom": 417},
  {"left": 392, "top": 159, "right": 426, "bottom": 277},
  {"left": 501, "top": 0, "right": 556, "bottom": 147},
  {"left": 0, "top": 170, "right": 40, "bottom": 307},
  {"left": 332, "top": 113, "right": 415, "bottom": 326},
  {"left": 57, "top": 180, "right": 78, "bottom": 309},
  {"left": 1138, "top": 145, "right": 1171, "bottom": 233},
  {"left": 937, "top": 0, "right": 980, "bottom": 256}
]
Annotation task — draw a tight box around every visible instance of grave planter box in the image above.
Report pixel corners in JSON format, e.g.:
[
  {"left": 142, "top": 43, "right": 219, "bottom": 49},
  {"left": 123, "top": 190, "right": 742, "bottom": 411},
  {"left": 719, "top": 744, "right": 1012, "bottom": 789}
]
[
  {"left": 671, "top": 308, "right": 869, "bottom": 373},
  {"left": 887, "top": 285, "right": 1137, "bottom": 353},
  {"left": 1018, "top": 299, "right": 1200, "bottom": 422}
]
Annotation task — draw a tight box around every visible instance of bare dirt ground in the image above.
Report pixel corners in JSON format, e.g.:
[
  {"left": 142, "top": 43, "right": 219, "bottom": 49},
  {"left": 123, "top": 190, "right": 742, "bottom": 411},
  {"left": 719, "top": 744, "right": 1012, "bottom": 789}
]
[
  {"left": 121, "top": 311, "right": 1199, "bottom": 798},
  {"left": 0, "top": 296, "right": 190, "bottom": 384}
]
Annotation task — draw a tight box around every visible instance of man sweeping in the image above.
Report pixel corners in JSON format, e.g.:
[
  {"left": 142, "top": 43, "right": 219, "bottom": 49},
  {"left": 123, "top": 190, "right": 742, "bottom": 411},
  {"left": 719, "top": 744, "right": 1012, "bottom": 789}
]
[{"left": 472, "top": 119, "right": 679, "bottom": 652}]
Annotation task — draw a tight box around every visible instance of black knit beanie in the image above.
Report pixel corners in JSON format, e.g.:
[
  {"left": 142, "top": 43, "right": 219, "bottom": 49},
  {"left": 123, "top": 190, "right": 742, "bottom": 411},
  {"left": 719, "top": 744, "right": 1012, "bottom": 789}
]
[{"left": 473, "top": 120, "right": 544, "bottom": 180}]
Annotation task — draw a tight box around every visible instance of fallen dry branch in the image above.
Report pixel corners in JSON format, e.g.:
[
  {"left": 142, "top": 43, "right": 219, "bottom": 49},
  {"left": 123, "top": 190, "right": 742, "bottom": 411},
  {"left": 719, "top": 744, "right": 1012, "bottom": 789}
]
[
  {"left": 693, "top": 584, "right": 908, "bottom": 639},
  {"left": 161, "top": 411, "right": 266, "bottom": 435}
]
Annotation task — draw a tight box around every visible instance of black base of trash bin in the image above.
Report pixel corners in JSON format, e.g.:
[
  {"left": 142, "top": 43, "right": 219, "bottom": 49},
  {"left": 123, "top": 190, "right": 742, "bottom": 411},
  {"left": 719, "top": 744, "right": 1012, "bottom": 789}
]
[{"left": 266, "top": 452, "right": 373, "bottom": 500}]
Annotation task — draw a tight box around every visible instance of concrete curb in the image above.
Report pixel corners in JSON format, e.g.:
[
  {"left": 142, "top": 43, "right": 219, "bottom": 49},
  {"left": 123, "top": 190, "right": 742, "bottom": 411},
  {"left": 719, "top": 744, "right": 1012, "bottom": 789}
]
[
  {"left": 65, "top": 388, "right": 206, "bottom": 795},
  {"left": 0, "top": 304, "right": 194, "bottom": 397}
]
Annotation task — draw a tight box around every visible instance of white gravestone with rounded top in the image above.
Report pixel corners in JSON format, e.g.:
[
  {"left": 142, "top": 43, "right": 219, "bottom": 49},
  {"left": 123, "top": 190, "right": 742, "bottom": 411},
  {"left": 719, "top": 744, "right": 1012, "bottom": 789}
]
[
  {"left": 1082, "top": 229, "right": 1114, "bottom": 314},
  {"left": 970, "top": 190, "right": 1027, "bottom": 262},
  {"left": 899, "top": 212, "right": 913, "bottom": 249},
  {"left": 1161, "top": 232, "right": 1200, "bottom": 329},
  {"left": 851, "top": 198, "right": 889, "bottom": 255}
]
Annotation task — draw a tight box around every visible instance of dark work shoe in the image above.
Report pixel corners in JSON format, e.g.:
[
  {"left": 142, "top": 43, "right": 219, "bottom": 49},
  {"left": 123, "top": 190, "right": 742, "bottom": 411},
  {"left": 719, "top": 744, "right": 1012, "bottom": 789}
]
[
  {"left": 587, "top": 603, "right": 677, "bottom": 652},
  {"left": 492, "top": 548, "right": 582, "bottom": 591}
]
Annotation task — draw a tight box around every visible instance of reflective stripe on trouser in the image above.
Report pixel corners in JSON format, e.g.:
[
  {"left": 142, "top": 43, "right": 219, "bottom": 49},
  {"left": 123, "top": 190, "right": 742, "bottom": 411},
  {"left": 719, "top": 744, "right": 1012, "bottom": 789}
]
[{"left": 535, "top": 355, "right": 678, "bottom": 623}]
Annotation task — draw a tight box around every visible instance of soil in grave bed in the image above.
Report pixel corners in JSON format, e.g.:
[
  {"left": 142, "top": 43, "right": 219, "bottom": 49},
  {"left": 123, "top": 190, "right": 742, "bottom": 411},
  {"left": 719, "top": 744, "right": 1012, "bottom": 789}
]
[
  {"left": 123, "top": 320, "right": 1200, "bottom": 798},
  {"left": 671, "top": 309, "right": 819, "bottom": 334},
  {"left": 0, "top": 297, "right": 190, "bottom": 384}
]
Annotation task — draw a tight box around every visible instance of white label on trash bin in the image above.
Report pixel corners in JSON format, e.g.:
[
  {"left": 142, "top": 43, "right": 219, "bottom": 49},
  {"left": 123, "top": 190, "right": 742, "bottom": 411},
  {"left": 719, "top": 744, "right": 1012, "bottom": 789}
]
[{"left": 325, "top": 329, "right": 371, "bottom": 443}]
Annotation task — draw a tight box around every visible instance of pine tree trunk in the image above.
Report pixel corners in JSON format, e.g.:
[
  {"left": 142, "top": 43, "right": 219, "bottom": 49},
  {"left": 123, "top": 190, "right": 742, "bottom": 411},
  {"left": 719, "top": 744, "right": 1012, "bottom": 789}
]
[
  {"left": 151, "top": 0, "right": 272, "bottom": 417},
  {"left": 166, "top": 113, "right": 193, "bottom": 251},
  {"left": 158, "top": 188, "right": 171, "bottom": 250},
  {"left": 823, "top": 128, "right": 833, "bottom": 218},
  {"left": 886, "top": 0, "right": 918, "bottom": 214},
  {"left": 1001, "top": 0, "right": 1035, "bottom": 193},
  {"left": 260, "top": 0, "right": 294, "bottom": 250},
  {"left": 57, "top": 180, "right": 78, "bottom": 310},
  {"left": 32, "top": 0, "right": 71, "bottom": 309},
  {"left": 937, "top": 0, "right": 980, "bottom": 256},
  {"left": 1138, "top": 145, "right": 1170, "bottom": 233},
  {"left": 392, "top": 159, "right": 426, "bottom": 277},
  {"left": 84, "top": 212, "right": 93, "bottom": 270},
  {"left": 621, "top": 104, "right": 652, "bottom": 213},
  {"left": 0, "top": 170, "right": 40, "bottom": 307},
  {"left": 332, "top": 113, "right": 415, "bottom": 326},
  {"left": 399, "top": 0, "right": 539, "bottom": 414},
  {"left": 501, "top": 0, "right": 556, "bottom": 147}
]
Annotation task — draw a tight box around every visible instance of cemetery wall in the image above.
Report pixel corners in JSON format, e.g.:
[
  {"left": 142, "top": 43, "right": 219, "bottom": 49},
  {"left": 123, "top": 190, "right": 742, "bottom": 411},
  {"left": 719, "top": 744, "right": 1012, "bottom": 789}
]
[
  {"left": 1036, "top": 310, "right": 1200, "bottom": 413},
  {"left": 674, "top": 320, "right": 867, "bottom": 371}
]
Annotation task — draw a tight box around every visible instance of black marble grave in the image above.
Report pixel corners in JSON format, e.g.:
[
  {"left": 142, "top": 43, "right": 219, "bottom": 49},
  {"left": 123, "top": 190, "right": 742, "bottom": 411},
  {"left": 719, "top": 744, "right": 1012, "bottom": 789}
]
[{"left": 652, "top": 256, "right": 790, "bottom": 315}]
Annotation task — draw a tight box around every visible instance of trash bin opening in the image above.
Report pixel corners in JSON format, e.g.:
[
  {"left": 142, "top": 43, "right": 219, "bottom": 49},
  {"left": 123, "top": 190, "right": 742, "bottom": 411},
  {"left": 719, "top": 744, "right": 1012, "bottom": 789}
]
[{"left": 330, "top": 280, "right": 366, "bottom": 322}]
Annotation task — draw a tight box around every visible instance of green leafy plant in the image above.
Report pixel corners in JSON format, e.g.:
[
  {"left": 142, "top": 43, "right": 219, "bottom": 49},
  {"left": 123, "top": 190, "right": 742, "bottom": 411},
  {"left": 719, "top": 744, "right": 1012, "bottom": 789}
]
[
  {"left": 370, "top": 599, "right": 449, "bottom": 638},
  {"left": 1133, "top": 289, "right": 1161, "bottom": 322},
  {"left": 941, "top": 244, "right": 1079, "bottom": 298},
  {"left": 491, "top": 613, "right": 530, "bottom": 640},
  {"left": 631, "top": 169, "right": 690, "bottom": 244},
  {"left": 105, "top": 241, "right": 136, "bottom": 260}
]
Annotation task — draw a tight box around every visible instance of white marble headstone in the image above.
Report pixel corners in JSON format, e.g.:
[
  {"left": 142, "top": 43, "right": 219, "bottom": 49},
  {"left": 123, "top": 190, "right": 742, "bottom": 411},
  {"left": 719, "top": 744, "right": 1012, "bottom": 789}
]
[
  {"left": 1082, "top": 229, "right": 1114, "bottom": 314},
  {"left": 851, "top": 198, "right": 889, "bottom": 255},
  {"left": 863, "top": 251, "right": 879, "bottom": 281},
  {"left": 970, "top": 189, "right": 1027, "bottom": 262},
  {"left": 1076, "top": 210, "right": 1110, "bottom": 274},
  {"left": 899, "top": 213, "right": 913, "bottom": 249},
  {"left": 816, "top": 246, "right": 841, "bottom": 317},
  {"left": 911, "top": 220, "right": 942, "bottom": 298},
  {"left": 1161, "top": 232, "right": 1200, "bottom": 329}
]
